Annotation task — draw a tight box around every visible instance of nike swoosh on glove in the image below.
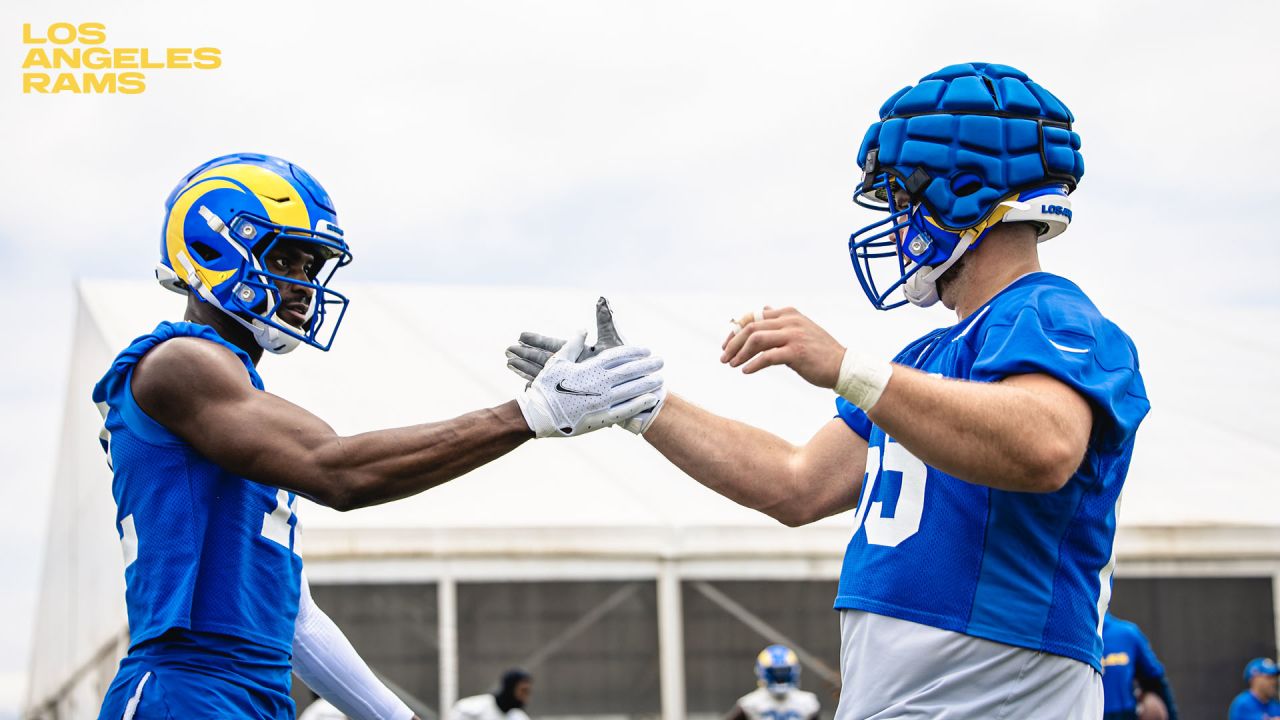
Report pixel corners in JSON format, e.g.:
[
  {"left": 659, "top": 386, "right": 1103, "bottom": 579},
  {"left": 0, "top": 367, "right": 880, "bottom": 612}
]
[
  {"left": 516, "top": 328, "right": 664, "bottom": 438},
  {"left": 506, "top": 297, "right": 667, "bottom": 435}
]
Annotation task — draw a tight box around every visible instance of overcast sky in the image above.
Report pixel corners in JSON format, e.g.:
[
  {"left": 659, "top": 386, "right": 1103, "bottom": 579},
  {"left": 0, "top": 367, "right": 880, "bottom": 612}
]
[{"left": 1, "top": 0, "right": 1278, "bottom": 716}]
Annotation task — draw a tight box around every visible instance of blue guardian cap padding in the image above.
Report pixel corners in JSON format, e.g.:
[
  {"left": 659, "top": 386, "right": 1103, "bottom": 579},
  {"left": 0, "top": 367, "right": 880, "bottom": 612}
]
[
  {"left": 849, "top": 63, "right": 1084, "bottom": 311},
  {"left": 857, "top": 62, "right": 1082, "bottom": 229}
]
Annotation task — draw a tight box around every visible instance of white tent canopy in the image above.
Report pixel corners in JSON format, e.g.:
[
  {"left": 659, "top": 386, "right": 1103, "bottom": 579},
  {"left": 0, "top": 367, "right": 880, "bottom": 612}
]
[{"left": 26, "top": 279, "right": 1280, "bottom": 718}]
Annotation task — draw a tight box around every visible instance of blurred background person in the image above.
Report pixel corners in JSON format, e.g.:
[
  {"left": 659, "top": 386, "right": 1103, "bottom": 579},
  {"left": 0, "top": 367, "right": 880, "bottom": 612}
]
[
  {"left": 724, "top": 645, "right": 819, "bottom": 720},
  {"left": 450, "top": 668, "right": 532, "bottom": 720},
  {"left": 1230, "top": 658, "right": 1280, "bottom": 720},
  {"left": 1101, "top": 612, "right": 1177, "bottom": 719}
]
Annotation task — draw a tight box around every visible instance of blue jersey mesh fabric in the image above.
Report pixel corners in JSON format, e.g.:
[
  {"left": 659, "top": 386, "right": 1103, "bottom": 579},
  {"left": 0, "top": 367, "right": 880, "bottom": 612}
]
[
  {"left": 92, "top": 322, "right": 303, "bottom": 655},
  {"left": 833, "top": 273, "right": 1149, "bottom": 671}
]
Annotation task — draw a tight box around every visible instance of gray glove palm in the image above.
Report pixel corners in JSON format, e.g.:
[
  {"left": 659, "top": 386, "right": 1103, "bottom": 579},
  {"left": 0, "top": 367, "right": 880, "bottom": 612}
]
[
  {"left": 507, "top": 298, "right": 667, "bottom": 435},
  {"left": 516, "top": 324, "right": 664, "bottom": 438}
]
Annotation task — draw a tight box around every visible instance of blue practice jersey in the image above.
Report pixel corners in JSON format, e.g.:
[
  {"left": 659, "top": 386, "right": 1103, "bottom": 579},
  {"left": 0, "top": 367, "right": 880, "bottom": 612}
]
[
  {"left": 1102, "top": 613, "right": 1175, "bottom": 718},
  {"left": 834, "top": 273, "right": 1149, "bottom": 671},
  {"left": 1230, "top": 691, "right": 1280, "bottom": 720},
  {"left": 92, "top": 321, "right": 303, "bottom": 654}
]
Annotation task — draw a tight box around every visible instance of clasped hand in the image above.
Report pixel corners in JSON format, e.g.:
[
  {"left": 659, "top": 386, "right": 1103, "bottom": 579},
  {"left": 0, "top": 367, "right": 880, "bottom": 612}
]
[
  {"left": 509, "top": 298, "right": 666, "bottom": 435},
  {"left": 513, "top": 299, "right": 664, "bottom": 438}
]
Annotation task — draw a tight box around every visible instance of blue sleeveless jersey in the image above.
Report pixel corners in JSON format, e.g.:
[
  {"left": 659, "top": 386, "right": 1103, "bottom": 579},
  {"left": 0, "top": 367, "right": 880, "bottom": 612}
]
[
  {"left": 834, "top": 273, "right": 1149, "bottom": 671},
  {"left": 92, "top": 321, "right": 303, "bottom": 655}
]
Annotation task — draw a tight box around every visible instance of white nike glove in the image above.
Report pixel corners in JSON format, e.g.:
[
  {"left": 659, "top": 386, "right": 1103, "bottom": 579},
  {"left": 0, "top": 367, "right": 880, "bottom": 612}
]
[
  {"left": 517, "top": 328, "right": 664, "bottom": 438},
  {"left": 507, "top": 298, "right": 667, "bottom": 435}
]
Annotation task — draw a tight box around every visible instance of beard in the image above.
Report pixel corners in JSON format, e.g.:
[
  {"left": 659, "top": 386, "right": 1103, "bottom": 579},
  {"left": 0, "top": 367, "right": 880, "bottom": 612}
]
[{"left": 934, "top": 252, "right": 970, "bottom": 308}]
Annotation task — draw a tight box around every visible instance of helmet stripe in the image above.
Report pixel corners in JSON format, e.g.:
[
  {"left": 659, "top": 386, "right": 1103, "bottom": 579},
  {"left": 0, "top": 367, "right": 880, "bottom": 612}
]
[{"left": 189, "top": 163, "right": 311, "bottom": 230}]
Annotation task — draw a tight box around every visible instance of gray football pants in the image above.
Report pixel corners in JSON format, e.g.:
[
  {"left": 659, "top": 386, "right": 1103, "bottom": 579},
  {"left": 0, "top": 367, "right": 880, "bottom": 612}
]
[{"left": 834, "top": 610, "right": 1103, "bottom": 720}]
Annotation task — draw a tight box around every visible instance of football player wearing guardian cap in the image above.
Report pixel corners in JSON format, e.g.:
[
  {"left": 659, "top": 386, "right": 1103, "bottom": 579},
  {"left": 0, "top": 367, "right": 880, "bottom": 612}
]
[
  {"left": 93, "top": 153, "right": 664, "bottom": 720},
  {"left": 723, "top": 645, "right": 820, "bottom": 720},
  {"left": 508, "top": 63, "right": 1148, "bottom": 719}
]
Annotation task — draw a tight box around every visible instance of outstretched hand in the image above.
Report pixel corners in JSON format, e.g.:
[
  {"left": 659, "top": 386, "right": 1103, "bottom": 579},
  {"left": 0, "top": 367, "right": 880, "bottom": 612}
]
[
  {"left": 506, "top": 297, "right": 622, "bottom": 381},
  {"left": 506, "top": 297, "right": 667, "bottom": 434},
  {"left": 516, "top": 327, "right": 663, "bottom": 438},
  {"left": 720, "top": 306, "right": 845, "bottom": 389}
]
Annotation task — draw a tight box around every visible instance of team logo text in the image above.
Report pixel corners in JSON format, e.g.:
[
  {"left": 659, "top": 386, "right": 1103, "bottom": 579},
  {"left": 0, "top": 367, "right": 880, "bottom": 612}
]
[{"left": 21, "top": 23, "right": 221, "bottom": 94}]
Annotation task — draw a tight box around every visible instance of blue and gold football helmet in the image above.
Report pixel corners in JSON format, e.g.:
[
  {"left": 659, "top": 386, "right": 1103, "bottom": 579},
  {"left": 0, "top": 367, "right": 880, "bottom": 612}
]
[
  {"left": 755, "top": 644, "right": 800, "bottom": 696},
  {"left": 156, "top": 153, "right": 352, "bottom": 353},
  {"left": 850, "top": 63, "right": 1084, "bottom": 310}
]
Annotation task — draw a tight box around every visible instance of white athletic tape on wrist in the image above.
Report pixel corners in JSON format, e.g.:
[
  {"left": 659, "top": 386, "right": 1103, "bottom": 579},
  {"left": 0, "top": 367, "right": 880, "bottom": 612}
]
[{"left": 834, "top": 349, "right": 893, "bottom": 411}]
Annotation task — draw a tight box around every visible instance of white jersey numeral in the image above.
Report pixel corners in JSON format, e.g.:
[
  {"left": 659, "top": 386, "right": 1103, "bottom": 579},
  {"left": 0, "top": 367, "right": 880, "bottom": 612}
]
[
  {"left": 119, "top": 514, "right": 138, "bottom": 567},
  {"left": 261, "top": 489, "right": 299, "bottom": 552},
  {"left": 1095, "top": 492, "right": 1123, "bottom": 638},
  {"left": 854, "top": 440, "right": 928, "bottom": 547},
  {"left": 96, "top": 401, "right": 113, "bottom": 470},
  {"left": 115, "top": 489, "right": 298, "bottom": 591}
]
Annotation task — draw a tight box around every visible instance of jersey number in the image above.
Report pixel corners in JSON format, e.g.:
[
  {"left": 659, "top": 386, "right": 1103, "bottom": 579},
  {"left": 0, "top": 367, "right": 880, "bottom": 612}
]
[
  {"left": 262, "top": 489, "right": 299, "bottom": 552},
  {"left": 852, "top": 440, "right": 928, "bottom": 547}
]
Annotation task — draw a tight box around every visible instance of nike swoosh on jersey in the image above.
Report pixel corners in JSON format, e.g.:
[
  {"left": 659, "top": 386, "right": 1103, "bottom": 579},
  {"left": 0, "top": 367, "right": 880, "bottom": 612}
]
[{"left": 555, "top": 380, "right": 603, "bottom": 396}]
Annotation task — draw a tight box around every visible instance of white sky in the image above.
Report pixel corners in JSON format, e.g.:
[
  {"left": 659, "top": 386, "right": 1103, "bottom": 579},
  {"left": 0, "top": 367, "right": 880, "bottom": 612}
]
[{"left": 1, "top": 0, "right": 1278, "bottom": 716}]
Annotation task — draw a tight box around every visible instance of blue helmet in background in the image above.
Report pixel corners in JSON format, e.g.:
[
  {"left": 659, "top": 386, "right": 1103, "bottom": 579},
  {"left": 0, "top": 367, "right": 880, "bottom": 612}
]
[
  {"left": 157, "top": 153, "right": 352, "bottom": 353},
  {"left": 755, "top": 644, "right": 800, "bottom": 695},
  {"left": 849, "top": 63, "right": 1084, "bottom": 310}
]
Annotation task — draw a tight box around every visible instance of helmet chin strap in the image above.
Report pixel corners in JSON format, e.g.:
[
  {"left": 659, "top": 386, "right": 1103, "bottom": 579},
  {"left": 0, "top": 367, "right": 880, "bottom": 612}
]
[
  {"left": 903, "top": 230, "right": 977, "bottom": 308},
  {"left": 260, "top": 294, "right": 316, "bottom": 355},
  {"left": 902, "top": 195, "right": 1033, "bottom": 308}
]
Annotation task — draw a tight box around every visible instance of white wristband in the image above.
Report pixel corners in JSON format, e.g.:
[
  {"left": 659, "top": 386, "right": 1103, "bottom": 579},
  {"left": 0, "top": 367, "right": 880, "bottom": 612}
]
[{"left": 834, "top": 349, "right": 893, "bottom": 411}]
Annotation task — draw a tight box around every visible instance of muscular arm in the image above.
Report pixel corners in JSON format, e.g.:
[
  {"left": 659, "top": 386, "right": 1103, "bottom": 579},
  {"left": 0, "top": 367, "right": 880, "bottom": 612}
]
[
  {"left": 644, "top": 394, "right": 866, "bottom": 527},
  {"left": 724, "top": 306, "right": 1093, "bottom": 494},
  {"left": 133, "top": 337, "right": 532, "bottom": 511},
  {"left": 866, "top": 367, "right": 1092, "bottom": 493}
]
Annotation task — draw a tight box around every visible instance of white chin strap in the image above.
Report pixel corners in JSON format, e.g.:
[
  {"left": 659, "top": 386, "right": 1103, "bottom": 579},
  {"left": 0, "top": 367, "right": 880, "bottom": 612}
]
[
  {"left": 255, "top": 293, "right": 316, "bottom": 354},
  {"left": 251, "top": 318, "right": 304, "bottom": 355},
  {"left": 903, "top": 231, "right": 976, "bottom": 308},
  {"left": 176, "top": 254, "right": 305, "bottom": 354},
  {"left": 165, "top": 205, "right": 312, "bottom": 355},
  {"left": 901, "top": 192, "right": 1072, "bottom": 308}
]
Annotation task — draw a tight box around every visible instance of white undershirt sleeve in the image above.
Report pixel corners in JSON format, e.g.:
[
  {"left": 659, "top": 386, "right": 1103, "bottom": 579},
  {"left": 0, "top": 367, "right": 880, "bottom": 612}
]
[{"left": 293, "top": 571, "right": 414, "bottom": 720}]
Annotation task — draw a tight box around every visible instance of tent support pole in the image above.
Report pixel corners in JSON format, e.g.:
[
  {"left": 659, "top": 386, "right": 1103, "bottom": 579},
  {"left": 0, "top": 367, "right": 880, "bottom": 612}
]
[
  {"left": 658, "top": 560, "right": 686, "bottom": 720},
  {"left": 438, "top": 573, "right": 458, "bottom": 720}
]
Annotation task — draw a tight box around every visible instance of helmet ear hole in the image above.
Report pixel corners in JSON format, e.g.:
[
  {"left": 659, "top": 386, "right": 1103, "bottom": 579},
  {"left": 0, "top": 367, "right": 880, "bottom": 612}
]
[
  {"left": 190, "top": 241, "right": 222, "bottom": 262},
  {"left": 950, "top": 172, "right": 983, "bottom": 197}
]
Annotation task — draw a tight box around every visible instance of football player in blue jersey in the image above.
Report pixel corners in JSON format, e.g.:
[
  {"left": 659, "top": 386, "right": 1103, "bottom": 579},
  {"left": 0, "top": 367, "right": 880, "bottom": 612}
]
[
  {"left": 93, "top": 153, "right": 664, "bottom": 720},
  {"left": 507, "top": 63, "right": 1148, "bottom": 718},
  {"left": 1101, "top": 613, "right": 1177, "bottom": 719},
  {"left": 1230, "top": 658, "right": 1280, "bottom": 720}
]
